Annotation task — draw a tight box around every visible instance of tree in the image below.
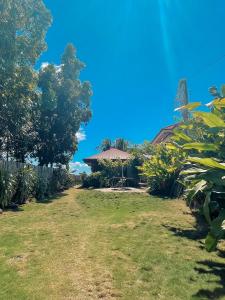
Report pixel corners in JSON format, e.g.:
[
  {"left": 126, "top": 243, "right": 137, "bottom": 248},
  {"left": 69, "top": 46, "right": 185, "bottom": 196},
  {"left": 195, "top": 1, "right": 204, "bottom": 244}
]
[
  {"left": 0, "top": 0, "right": 52, "bottom": 161},
  {"left": 36, "top": 44, "right": 92, "bottom": 166},
  {"left": 98, "top": 139, "right": 112, "bottom": 152},
  {"left": 115, "top": 138, "right": 129, "bottom": 151}
]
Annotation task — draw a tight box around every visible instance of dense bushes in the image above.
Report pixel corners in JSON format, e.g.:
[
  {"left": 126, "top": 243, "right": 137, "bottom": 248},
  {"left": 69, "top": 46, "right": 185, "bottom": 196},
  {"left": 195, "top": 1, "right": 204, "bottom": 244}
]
[
  {"left": 139, "top": 145, "right": 186, "bottom": 197},
  {"left": 82, "top": 172, "right": 109, "bottom": 188},
  {"left": 0, "top": 164, "right": 74, "bottom": 209}
]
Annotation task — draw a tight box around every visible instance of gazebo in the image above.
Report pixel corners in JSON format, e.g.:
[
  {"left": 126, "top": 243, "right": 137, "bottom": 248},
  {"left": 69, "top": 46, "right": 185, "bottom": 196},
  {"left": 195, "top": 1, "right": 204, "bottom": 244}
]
[
  {"left": 83, "top": 148, "right": 133, "bottom": 186},
  {"left": 84, "top": 148, "right": 132, "bottom": 172}
]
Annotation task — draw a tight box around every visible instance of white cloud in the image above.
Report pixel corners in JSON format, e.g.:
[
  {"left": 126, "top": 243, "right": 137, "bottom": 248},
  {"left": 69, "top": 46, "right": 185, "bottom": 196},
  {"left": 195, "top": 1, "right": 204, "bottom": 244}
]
[
  {"left": 55, "top": 64, "right": 63, "bottom": 73},
  {"left": 76, "top": 128, "right": 86, "bottom": 142},
  {"left": 69, "top": 162, "right": 91, "bottom": 174},
  {"left": 41, "top": 62, "right": 49, "bottom": 70},
  {"left": 40, "top": 62, "right": 63, "bottom": 73}
]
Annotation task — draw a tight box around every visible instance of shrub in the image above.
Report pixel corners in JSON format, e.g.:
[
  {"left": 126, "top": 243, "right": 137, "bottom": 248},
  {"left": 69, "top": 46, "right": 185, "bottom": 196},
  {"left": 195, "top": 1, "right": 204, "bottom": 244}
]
[
  {"left": 50, "top": 168, "right": 74, "bottom": 193},
  {"left": 82, "top": 172, "right": 109, "bottom": 188},
  {"left": 0, "top": 169, "right": 16, "bottom": 209},
  {"left": 35, "top": 175, "right": 49, "bottom": 201},
  {"left": 13, "top": 166, "right": 36, "bottom": 205},
  {"left": 139, "top": 145, "right": 186, "bottom": 197}
]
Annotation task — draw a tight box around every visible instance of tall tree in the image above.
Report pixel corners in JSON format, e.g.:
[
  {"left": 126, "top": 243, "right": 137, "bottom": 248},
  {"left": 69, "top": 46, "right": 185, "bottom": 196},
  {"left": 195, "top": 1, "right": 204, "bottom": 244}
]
[
  {"left": 115, "top": 138, "right": 129, "bottom": 151},
  {"left": 36, "top": 44, "right": 92, "bottom": 166},
  {"left": 98, "top": 139, "right": 112, "bottom": 152},
  {"left": 0, "top": 0, "right": 52, "bottom": 161}
]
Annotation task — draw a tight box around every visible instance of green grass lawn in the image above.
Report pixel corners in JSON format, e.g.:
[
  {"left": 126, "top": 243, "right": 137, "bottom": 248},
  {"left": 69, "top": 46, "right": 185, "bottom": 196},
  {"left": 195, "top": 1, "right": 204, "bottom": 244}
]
[{"left": 1, "top": 189, "right": 225, "bottom": 299}]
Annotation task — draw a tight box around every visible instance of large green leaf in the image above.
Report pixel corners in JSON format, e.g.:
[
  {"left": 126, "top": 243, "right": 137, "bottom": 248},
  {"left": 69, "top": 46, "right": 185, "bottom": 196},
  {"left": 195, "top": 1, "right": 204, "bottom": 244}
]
[
  {"left": 205, "top": 209, "right": 225, "bottom": 252},
  {"left": 212, "top": 97, "right": 225, "bottom": 108},
  {"left": 203, "top": 192, "right": 211, "bottom": 225},
  {"left": 183, "top": 143, "right": 219, "bottom": 151},
  {"left": 181, "top": 167, "right": 206, "bottom": 175},
  {"left": 196, "top": 169, "right": 225, "bottom": 187},
  {"left": 205, "top": 233, "right": 218, "bottom": 252},
  {"left": 175, "top": 102, "right": 201, "bottom": 112},
  {"left": 173, "top": 130, "right": 193, "bottom": 142},
  {"left": 193, "top": 111, "right": 225, "bottom": 128},
  {"left": 189, "top": 157, "right": 225, "bottom": 170}
]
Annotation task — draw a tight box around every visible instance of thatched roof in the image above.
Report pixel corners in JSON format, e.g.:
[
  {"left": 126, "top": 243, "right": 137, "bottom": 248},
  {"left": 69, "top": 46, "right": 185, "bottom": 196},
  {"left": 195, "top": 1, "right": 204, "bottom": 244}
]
[{"left": 84, "top": 148, "right": 132, "bottom": 163}]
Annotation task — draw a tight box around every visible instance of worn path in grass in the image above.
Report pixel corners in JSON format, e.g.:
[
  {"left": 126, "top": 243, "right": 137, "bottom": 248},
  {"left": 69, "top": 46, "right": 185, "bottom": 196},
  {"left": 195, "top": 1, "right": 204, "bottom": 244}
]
[{"left": 1, "top": 188, "right": 225, "bottom": 299}]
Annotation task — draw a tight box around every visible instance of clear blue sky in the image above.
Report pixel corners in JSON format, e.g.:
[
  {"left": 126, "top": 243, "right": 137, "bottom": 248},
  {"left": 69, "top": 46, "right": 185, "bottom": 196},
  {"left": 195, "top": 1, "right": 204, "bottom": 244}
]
[{"left": 42, "top": 0, "right": 225, "bottom": 173}]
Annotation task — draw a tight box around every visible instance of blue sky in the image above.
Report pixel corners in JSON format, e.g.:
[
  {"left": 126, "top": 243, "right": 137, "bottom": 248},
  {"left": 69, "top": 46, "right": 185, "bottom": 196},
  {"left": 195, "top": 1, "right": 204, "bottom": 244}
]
[{"left": 42, "top": 0, "right": 225, "bottom": 173}]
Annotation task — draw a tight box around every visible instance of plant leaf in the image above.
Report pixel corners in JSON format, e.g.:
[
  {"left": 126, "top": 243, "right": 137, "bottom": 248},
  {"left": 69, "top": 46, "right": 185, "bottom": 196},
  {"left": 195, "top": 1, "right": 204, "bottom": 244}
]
[
  {"left": 205, "top": 233, "right": 218, "bottom": 252},
  {"left": 203, "top": 192, "right": 211, "bottom": 225},
  {"left": 193, "top": 111, "right": 225, "bottom": 127},
  {"left": 173, "top": 130, "right": 193, "bottom": 142},
  {"left": 175, "top": 102, "right": 201, "bottom": 112},
  {"left": 182, "top": 143, "right": 219, "bottom": 151},
  {"left": 189, "top": 157, "right": 225, "bottom": 170}
]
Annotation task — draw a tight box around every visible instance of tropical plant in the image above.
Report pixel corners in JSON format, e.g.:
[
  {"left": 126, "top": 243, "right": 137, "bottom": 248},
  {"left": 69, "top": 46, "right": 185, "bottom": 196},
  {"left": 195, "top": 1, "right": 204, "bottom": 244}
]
[
  {"left": 114, "top": 138, "right": 129, "bottom": 151},
  {"left": 0, "top": 169, "right": 16, "bottom": 208},
  {"left": 13, "top": 166, "right": 36, "bottom": 204},
  {"left": 98, "top": 138, "right": 130, "bottom": 152},
  {"left": 171, "top": 94, "right": 225, "bottom": 251},
  {"left": 139, "top": 145, "right": 186, "bottom": 197},
  {"left": 97, "top": 139, "right": 112, "bottom": 151}
]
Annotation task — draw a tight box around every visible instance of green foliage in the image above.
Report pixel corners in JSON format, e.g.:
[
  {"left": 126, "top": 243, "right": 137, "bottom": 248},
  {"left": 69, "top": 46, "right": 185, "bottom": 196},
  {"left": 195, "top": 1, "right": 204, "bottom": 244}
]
[
  {"left": 36, "top": 44, "right": 92, "bottom": 166},
  {"left": 35, "top": 175, "right": 49, "bottom": 201},
  {"left": 0, "top": 2, "right": 92, "bottom": 165},
  {"left": 98, "top": 138, "right": 130, "bottom": 152},
  {"left": 0, "top": 0, "right": 52, "bottom": 162},
  {"left": 172, "top": 94, "right": 225, "bottom": 250},
  {"left": 0, "top": 163, "right": 74, "bottom": 207},
  {"left": 97, "top": 139, "right": 112, "bottom": 151},
  {"left": 0, "top": 169, "right": 16, "bottom": 208},
  {"left": 139, "top": 145, "right": 186, "bottom": 197},
  {"left": 114, "top": 138, "right": 129, "bottom": 151},
  {"left": 82, "top": 172, "right": 109, "bottom": 188},
  {"left": 50, "top": 168, "right": 74, "bottom": 193},
  {"left": 98, "top": 159, "right": 130, "bottom": 178},
  {"left": 13, "top": 166, "right": 36, "bottom": 204}
]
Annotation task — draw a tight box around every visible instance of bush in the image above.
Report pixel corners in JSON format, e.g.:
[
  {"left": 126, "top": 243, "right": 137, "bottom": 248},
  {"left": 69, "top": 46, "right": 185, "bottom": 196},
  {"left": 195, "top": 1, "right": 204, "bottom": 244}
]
[
  {"left": 35, "top": 175, "right": 49, "bottom": 201},
  {"left": 82, "top": 172, "right": 109, "bottom": 188},
  {"left": 139, "top": 145, "right": 186, "bottom": 197},
  {"left": 13, "top": 166, "right": 36, "bottom": 205},
  {"left": 50, "top": 168, "right": 74, "bottom": 193},
  {"left": 0, "top": 163, "right": 74, "bottom": 207},
  {"left": 0, "top": 169, "right": 16, "bottom": 209}
]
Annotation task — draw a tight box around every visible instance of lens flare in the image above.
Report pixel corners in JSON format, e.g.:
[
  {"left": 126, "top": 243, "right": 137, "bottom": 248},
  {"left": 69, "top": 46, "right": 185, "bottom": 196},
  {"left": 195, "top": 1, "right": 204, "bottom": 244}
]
[{"left": 157, "top": 0, "right": 177, "bottom": 84}]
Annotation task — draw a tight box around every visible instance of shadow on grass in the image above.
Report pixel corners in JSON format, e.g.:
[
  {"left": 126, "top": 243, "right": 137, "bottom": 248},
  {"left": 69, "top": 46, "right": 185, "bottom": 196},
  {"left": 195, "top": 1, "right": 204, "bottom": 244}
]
[
  {"left": 163, "top": 211, "right": 208, "bottom": 241},
  {"left": 37, "top": 192, "right": 68, "bottom": 204},
  {"left": 193, "top": 260, "right": 225, "bottom": 299},
  {"left": 4, "top": 206, "right": 24, "bottom": 213}
]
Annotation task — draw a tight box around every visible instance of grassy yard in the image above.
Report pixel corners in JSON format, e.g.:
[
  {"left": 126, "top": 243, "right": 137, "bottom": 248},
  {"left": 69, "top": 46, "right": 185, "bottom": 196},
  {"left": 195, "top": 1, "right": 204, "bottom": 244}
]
[{"left": 1, "top": 189, "right": 225, "bottom": 299}]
